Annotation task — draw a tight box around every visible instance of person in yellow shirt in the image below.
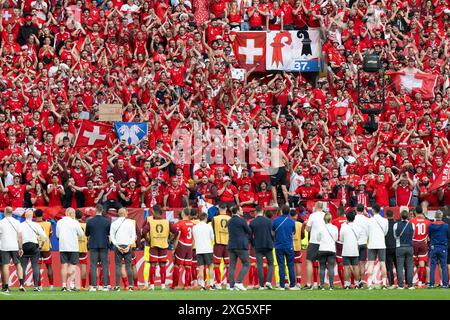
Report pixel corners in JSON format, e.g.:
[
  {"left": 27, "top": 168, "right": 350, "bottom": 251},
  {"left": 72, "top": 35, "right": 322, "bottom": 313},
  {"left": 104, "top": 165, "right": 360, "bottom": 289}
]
[
  {"left": 76, "top": 210, "right": 89, "bottom": 291},
  {"left": 141, "top": 205, "right": 174, "bottom": 290},
  {"left": 35, "top": 209, "right": 54, "bottom": 290},
  {"left": 212, "top": 203, "right": 231, "bottom": 289},
  {"left": 290, "top": 210, "right": 305, "bottom": 288}
]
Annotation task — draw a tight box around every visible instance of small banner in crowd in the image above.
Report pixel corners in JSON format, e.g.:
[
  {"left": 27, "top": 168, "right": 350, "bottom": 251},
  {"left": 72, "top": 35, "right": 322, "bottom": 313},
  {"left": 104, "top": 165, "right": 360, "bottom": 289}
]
[
  {"left": 98, "top": 103, "right": 123, "bottom": 121},
  {"left": 114, "top": 122, "right": 148, "bottom": 145},
  {"left": 232, "top": 30, "right": 322, "bottom": 72}
]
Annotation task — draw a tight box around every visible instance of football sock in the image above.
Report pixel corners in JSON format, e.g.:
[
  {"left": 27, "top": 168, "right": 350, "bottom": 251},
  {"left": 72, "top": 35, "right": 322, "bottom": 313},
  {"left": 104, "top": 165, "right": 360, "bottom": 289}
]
[
  {"left": 214, "top": 266, "right": 221, "bottom": 284},
  {"left": 48, "top": 276, "right": 54, "bottom": 286},
  {"left": 184, "top": 266, "right": 192, "bottom": 287},
  {"left": 150, "top": 266, "right": 156, "bottom": 285},
  {"left": 338, "top": 265, "right": 345, "bottom": 287},
  {"left": 191, "top": 265, "right": 198, "bottom": 284},
  {"left": 160, "top": 265, "right": 167, "bottom": 285},
  {"left": 172, "top": 266, "right": 180, "bottom": 288},
  {"left": 81, "top": 278, "right": 87, "bottom": 288}
]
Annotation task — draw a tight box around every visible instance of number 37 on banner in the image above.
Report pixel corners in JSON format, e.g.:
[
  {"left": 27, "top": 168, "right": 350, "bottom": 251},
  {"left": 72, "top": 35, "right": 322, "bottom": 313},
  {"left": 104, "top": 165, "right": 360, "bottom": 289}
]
[{"left": 293, "top": 60, "right": 321, "bottom": 72}]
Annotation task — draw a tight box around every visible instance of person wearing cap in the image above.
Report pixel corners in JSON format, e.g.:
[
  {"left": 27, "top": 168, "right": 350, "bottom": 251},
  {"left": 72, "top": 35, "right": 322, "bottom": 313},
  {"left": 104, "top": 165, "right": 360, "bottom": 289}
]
[
  {"left": 17, "top": 14, "right": 39, "bottom": 46},
  {"left": 217, "top": 176, "right": 239, "bottom": 209},
  {"left": 102, "top": 172, "right": 124, "bottom": 213},
  {"left": 237, "top": 182, "right": 256, "bottom": 212},
  {"left": 350, "top": 180, "right": 372, "bottom": 207},
  {"left": 119, "top": 178, "right": 143, "bottom": 208}
]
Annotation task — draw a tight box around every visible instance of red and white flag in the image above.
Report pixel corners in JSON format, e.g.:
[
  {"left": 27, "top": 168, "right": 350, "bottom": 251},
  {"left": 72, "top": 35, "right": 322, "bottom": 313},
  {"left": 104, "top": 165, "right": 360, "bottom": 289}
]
[
  {"left": 74, "top": 120, "right": 112, "bottom": 148},
  {"left": 387, "top": 71, "right": 438, "bottom": 100},
  {"left": 231, "top": 32, "right": 266, "bottom": 72},
  {"left": 429, "top": 153, "right": 450, "bottom": 192},
  {"left": 1, "top": 9, "right": 15, "bottom": 26}
]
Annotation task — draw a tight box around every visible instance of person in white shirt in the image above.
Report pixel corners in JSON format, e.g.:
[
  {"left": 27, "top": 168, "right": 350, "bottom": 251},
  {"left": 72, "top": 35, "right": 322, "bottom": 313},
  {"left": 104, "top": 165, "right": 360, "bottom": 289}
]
[
  {"left": 340, "top": 210, "right": 362, "bottom": 289},
  {"left": 317, "top": 213, "right": 338, "bottom": 290},
  {"left": 192, "top": 212, "right": 215, "bottom": 290},
  {"left": 110, "top": 208, "right": 136, "bottom": 291},
  {"left": 0, "top": 207, "right": 24, "bottom": 293},
  {"left": 366, "top": 204, "right": 389, "bottom": 290},
  {"left": 353, "top": 204, "right": 370, "bottom": 288},
  {"left": 19, "top": 209, "right": 47, "bottom": 291},
  {"left": 56, "top": 207, "right": 84, "bottom": 292},
  {"left": 305, "top": 201, "right": 325, "bottom": 289},
  {"left": 120, "top": 0, "right": 140, "bottom": 23}
]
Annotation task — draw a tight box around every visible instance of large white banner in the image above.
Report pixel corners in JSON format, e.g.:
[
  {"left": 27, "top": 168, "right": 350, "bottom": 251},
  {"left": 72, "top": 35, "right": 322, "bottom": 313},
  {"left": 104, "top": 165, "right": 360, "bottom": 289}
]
[{"left": 266, "top": 30, "right": 322, "bottom": 72}]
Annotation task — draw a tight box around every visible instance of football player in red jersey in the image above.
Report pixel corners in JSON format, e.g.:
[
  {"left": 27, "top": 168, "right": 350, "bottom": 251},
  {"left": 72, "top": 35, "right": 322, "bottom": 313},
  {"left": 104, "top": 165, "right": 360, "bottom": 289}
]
[
  {"left": 332, "top": 206, "right": 347, "bottom": 287},
  {"left": 410, "top": 206, "right": 431, "bottom": 288},
  {"left": 171, "top": 208, "right": 195, "bottom": 289}
]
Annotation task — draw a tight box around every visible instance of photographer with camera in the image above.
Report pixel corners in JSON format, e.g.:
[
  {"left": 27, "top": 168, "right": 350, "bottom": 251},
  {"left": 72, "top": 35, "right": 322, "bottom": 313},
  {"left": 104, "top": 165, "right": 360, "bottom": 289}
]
[{"left": 19, "top": 209, "right": 47, "bottom": 291}]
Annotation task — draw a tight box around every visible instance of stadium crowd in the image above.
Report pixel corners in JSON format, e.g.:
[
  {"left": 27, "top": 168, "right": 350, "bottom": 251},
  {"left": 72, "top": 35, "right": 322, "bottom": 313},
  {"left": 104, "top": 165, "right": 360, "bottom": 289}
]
[{"left": 0, "top": 0, "right": 449, "bottom": 293}]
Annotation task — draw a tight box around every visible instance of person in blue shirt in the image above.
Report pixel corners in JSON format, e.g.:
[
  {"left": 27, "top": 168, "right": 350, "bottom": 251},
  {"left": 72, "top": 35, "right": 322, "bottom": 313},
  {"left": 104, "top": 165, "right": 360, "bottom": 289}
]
[
  {"left": 272, "top": 204, "right": 298, "bottom": 290},
  {"left": 428, "top": 211, "right": 449, "bottom": 288}
]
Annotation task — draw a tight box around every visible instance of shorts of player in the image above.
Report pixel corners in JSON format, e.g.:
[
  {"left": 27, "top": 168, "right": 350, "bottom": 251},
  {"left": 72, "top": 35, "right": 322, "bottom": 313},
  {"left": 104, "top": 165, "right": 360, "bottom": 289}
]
[
  {"left": 0, "top": 251, "right": 20, "bottom": 265},
  {"left": 60, "top": 252, "right": 79, "bottom": 265},
  {"left": 413, "top": 241, "right": 428, "bottom": 263},
  {"left": 192, "top": 249, "right": 197, "bottom": 264},
  {"left": 79, "top": 252, "right": 88, "bottom": 265},
  {"left": 197, "top": 253, "right": 213, "bottom": 266},
  {"left": 335, "top": 243, "right": 343, "bottom": 263},
  {"left": 294, "top": 250, "right": 302, "bottom": 264},
  {"left": 343, "top": 256, "right": 359, "bottom": 266},
  {"left": 213, "top": 244, "right": 229, "bottom": 264},
  {"left": 358, "top": 244, "right": 367, "bottom": 262},
  {"left": 174, "top": 243, "right": 193, "bottom": 266},
  {"left": 367, "top": 248, "right": 386, "bottom": 262},
  {"left": 39, "top": 251, "right": 53, "bottom": 265},
  {"left": 306, "top": 243, "right": 320, "bottom": 262},
  {"left": 148, "top": 247, "right": 168, "bottom": 264}
]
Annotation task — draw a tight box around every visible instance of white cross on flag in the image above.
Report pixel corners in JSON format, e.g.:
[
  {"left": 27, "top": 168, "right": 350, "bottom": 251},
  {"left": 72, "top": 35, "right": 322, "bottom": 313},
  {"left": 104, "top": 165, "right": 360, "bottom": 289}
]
[
  {"left": 1, "top": 9, "right": 15, "bottom": 26},
  {"left": 387, "top": 71, "right": 438, "bottom": 100},
  {"left": 232, "top": 31, "right": 266, "bottom": 72},
  {"left": 74, "top": 120, "right": 112, "bottom": 148}
]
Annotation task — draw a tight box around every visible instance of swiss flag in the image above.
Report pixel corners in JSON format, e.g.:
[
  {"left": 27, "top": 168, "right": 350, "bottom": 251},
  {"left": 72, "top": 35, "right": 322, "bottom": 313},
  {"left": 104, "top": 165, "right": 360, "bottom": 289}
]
[
  {"left": 386, "top": 71, "right": 438, "bottom": 100},
  {"left": 74, "top": 120, "right": 113, "bottom": 149},
  {"left": 429, "top": 153, "right": 450, "bottom": 192},
  {"left": 1, "top": 9, "right": 15, "bottom": 26},
  {"left": 231, "top": 32, "right": 266, "bottom": 72}
]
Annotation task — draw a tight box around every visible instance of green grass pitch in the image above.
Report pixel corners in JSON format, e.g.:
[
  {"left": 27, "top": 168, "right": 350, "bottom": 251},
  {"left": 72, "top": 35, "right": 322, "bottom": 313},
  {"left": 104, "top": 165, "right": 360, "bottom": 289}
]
[{"left": 1, "top": 287, "right": 449, "bottom": 300}]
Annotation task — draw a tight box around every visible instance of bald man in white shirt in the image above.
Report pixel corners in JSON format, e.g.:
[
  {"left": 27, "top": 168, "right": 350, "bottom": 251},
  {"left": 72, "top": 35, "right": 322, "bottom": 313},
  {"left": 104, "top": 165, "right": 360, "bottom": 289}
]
[
  {"left": 110, "top": 208, "right": 136, "bottom": 291},
  {"left": 56, "top": 207, "right": 84, "bottom": 292}
]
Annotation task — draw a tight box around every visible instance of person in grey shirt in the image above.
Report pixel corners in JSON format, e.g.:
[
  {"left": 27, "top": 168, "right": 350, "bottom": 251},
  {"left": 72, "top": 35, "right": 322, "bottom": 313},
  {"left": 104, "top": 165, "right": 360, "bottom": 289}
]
[
  {"left": 249, "top": 206, "right": 274, "bottom": 290},
  {"left": 393, "top": 210, "right": 415, "bottom": 289}
]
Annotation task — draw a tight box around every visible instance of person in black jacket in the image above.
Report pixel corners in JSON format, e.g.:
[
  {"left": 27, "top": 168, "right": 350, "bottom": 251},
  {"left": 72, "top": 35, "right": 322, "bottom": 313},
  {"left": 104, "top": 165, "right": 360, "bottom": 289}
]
[
  {"left": 227, "top": 205, "right": 251, "bottom": 291},
  {"left": 384, "top": 210, "right": 397, "bottom": 287},
  {"left": 85, "top": 204, "right": 111, "bottom": 291},
  {"left": 249, "top": 206, "right": 274, "bottom": 290},
  {"left": 17, "top": 15, "right": 39, "bottom": 46},
  {"left": 443, "top": 206, "right": 450, "bottom": 279}
]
